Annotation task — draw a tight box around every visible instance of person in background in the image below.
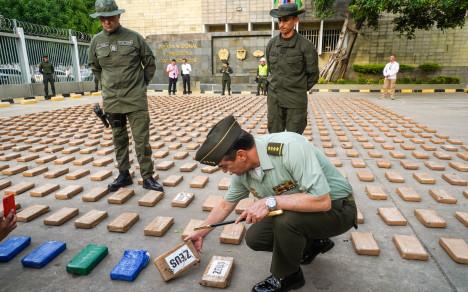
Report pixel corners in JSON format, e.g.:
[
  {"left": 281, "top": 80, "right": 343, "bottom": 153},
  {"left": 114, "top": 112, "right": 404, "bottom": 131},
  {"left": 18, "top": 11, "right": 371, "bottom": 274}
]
[
  {"left": 166, "top": 59, "right": 179, "bottom": 95},
  {"left": 181, "top": 58, "right": 192, "bottom": 95},
  {"left": 220, "top": 61, "right": 233, "bottom": 96},
  {"left": 256, "top": 57, "right": 269, "bottom": 96},
  {"left": 382, "top": 55, "right": 400, "bottom": 100},
  {"left": 39, "top": 55, "right": 56, "bottom": 99}
]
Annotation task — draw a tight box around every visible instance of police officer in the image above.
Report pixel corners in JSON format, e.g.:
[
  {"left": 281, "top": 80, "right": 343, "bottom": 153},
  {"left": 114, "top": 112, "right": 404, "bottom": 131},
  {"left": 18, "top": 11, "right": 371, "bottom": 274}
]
[
  {"left": 266, "top": 3, "right": 319, "bottom": 134},
  {"left": 186, "top": 116, "right": 357, "bottom": 292},
  {"left": 220, "top": 61, "right": 233, "bottom": 95},
  {"left": 256, "top": 57, "right": 268, "bottom": 96},
  {"left": 39, "top": 55, "right": 55, "bottom": 99},
  {"left": 88, "top": 0, "right": 163, "bottom": 192}
]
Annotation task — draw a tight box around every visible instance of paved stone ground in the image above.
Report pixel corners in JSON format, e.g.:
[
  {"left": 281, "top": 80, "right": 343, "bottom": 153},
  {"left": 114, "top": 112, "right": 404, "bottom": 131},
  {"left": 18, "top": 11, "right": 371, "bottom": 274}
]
[{"left": 0, "top": 93, "right": 466, "bottom": 292}]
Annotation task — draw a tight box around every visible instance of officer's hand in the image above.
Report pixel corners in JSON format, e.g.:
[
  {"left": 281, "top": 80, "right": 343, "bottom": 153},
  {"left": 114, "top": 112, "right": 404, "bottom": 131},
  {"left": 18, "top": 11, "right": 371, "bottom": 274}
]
[
  {"left": 0, "top": 211, "right": 17, "bottom": 241},
  {"left": 236, "top": 199, "right": 268, "bottom": 224},
  {"left": 183, "top": 231, "right": 204, "bottom": 253}
]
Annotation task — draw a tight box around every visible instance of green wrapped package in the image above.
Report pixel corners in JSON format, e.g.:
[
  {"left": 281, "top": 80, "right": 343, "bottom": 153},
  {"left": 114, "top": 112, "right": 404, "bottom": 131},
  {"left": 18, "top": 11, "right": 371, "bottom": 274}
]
[{"left": 66, "top": 244, "right": 108, "bottom": 275}]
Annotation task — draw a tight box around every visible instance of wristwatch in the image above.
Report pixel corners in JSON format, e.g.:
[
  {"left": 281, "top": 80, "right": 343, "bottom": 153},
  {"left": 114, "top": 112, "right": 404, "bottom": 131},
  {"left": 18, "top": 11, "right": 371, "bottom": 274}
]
[{"left": 265, "top": 196, "right": 277, "bottom": 212}]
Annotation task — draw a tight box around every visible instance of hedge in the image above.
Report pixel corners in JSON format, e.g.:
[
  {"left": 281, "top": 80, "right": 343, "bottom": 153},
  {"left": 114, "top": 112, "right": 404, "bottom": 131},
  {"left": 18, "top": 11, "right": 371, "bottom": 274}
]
[{"left": 353, "top": 64, "right": 415, "bottom": 74}]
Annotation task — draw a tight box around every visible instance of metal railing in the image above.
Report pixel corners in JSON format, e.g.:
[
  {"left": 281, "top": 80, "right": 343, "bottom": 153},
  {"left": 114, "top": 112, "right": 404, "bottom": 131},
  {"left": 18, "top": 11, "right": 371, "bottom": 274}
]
[{"left": 0, "top": 16, "right": 92, "bottom": 86}]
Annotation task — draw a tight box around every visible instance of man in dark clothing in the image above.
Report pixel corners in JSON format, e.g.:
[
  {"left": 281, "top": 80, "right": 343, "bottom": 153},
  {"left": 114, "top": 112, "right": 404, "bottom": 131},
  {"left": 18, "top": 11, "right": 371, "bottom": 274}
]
[{"left": 39, "top": 55, "right": 55, "bottom": 99}]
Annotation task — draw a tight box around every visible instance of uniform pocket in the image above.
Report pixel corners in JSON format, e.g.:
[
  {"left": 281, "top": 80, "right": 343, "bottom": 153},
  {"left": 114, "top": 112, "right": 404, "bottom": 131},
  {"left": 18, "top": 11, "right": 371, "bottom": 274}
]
[
  {"left": 286, "top": 55, "right": 303, "bottom": 74},
  {"left": 96, "top": 47, "right": 111, "bottom": 67}
]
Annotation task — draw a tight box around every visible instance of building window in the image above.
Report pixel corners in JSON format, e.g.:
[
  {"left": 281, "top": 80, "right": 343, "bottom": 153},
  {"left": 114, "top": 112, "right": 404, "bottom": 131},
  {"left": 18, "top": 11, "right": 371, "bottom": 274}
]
[
  {"left": 298, "top": 28, "right": 319, "bottom": 49},
  {"left": 322, "top": 28, "right": 341, "bottom": 52}
]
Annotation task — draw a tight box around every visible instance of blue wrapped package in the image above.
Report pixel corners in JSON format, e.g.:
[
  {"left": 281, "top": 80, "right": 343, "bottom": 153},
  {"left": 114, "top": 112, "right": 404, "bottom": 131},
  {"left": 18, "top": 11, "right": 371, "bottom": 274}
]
[
  {"left": 21, "top": 241, "right": 66, "bottom": 268},
  {"left": 0, "top": 236, "right": 31, "bottom": 262},
  {"left": 110, "top": 250, "right": 150, "bottom": 281}
]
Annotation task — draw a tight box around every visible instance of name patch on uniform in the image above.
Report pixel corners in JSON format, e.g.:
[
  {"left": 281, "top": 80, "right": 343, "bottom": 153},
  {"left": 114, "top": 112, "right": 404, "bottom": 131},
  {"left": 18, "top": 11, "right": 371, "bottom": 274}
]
[
  {"left": 117, "top": 40, "right": 134, "bottom": 46},
  {"left": 267, "top": 143, "right": 283, "bottom": 156},
  {"left": 273, "top": 180, "right": 296, "bottom": 195},
  {"left": 96, "top": 42, "right": 109, "bottom": 49}
]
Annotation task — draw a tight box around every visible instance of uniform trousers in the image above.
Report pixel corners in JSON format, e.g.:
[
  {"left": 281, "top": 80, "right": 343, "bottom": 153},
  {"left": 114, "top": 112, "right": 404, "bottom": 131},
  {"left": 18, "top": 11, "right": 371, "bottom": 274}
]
[
  {"left": 245, "top": 195, "right": 356, "bottom": 278},
  {"left": 267, "top": 95, "right": 308, "bottom": 134},
  {"left": 111, "top": 110, "right": 154, "bottom": 179},
  {"left": 43, "top": 74, "right": 56, "bottom": 97}
]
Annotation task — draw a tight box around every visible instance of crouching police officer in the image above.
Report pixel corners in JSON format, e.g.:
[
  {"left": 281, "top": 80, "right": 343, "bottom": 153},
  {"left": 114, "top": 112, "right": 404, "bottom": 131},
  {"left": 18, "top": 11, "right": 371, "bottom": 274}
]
[
  {"left": 185, "top": 116, "right": 357, "bottom": 292},
  {"left": 88, "top": 0, "right": 163, "bottom": 192}
]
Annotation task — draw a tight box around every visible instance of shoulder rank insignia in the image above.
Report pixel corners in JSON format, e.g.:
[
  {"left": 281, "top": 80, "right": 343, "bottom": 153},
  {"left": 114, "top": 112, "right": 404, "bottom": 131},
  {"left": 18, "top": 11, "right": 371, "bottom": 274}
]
[{"left": 267, "top": 142, "right": 283, "bottom": 156}]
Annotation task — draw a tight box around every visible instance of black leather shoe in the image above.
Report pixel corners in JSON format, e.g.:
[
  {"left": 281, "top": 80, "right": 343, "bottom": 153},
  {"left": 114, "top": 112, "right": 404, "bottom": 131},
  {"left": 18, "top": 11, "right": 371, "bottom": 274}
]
[
  {"left": 108, "top": 170, "right": 132, "bottom": 192},
  {"left": 300, "top": 238, "right": 334, "bottom": 265},
  {"left": 142, "top": 176, "right": 164, "bottom": 192},
  {"left": 252, "top": 268, "right": 305, "bottom": 292}
]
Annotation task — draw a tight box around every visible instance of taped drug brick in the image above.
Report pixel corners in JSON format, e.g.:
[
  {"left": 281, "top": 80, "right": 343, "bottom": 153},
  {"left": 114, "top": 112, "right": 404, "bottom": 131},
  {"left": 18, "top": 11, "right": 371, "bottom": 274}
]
[
  {"left": 153, "top": 240, "right": 200, "bottom": 281},
  {"left": 171, "top": 192, "right": 194, "bottom": 208},
  {"left": 377, "top": 207, "right": 407, "bottom": 226},
  {"left": 351, "top": 232, "right": 380, "bottom": 256},
  {"left": 200, "top": 256, "right": 235, "bottom": 288},
  {"left": 144, "top": 216, "right": 174, "bottom": 237},
  {"left": 4, "top": 182, "right": 35, "bottom": 196},
  {"left": 108, "top": 188, "right": 135, "bottom": 204},
  {"left": 30, "top": 183, "right": 60, "bottom": 197},
  {"left": 138, "top": 191, "right": 164, "bottom": 207},
  {"left": 44, "top": 207, "right": 79, "bottom": 226},
  {"left": 414, "top": 209, "right": 446, "bottom": 228},
  {"left": 107, "top": 212, "right": 139, "bottom": 233},
  {"left": 55, "top": 185, "right": 83, "bottom": 200},
  {"left": 82, "top": 187, "right": 109, "bottom": 202},
  {"left": 16, "top": 205, "right": 50, "bottom": 222},
  {"left": 75, "top": 210, "right": 108, "bottom": 229}
]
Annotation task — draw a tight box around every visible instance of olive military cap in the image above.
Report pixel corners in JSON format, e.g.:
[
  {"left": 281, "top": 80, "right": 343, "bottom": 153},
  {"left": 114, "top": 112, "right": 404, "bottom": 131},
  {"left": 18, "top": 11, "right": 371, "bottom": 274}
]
[
  {"left": 195, "top": 115, "right": 242, "bottom": 166},
  {"left": 270, "top": 3, "right": 305, "bottom": 18},
  {"left": 90, "top": 0, "right": 125, "bottom": 18}
]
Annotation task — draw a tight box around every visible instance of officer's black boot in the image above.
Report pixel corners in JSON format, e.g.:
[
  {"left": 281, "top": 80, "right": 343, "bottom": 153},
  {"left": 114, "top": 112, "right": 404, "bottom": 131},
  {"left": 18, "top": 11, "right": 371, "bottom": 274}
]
[
  {"left": 300, "top": 238, "right": 335, "bottom": 265},
  {"left": 108, "top": 170, "right": 133, "bottom": 192},
  {"left": 142, "top": 176, "right": 164, "bottom": 192},
  {"left": 251, "top": 268, "right": 305, "bottom": 292}
]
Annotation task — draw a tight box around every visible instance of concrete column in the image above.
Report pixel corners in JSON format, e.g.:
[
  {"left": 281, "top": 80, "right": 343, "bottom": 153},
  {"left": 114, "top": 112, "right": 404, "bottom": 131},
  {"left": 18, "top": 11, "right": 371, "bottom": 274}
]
[
  {"left": 318, "top": 20, "right": 324, "bottom": 55},
  {"left": 14, "top": 26, "right": 32, "bottom": 84},
  {"left": 271, "top": 19, "right": 275, "bottom": 37},
  {"left": 69, "top": 32, "right": 82, "bottom": 82},
  {"left": 225, "top": 23, "right": 231, "bottom": 32},
  {"left": 248, "top": 22, "right": 252, "bottom": 32}
]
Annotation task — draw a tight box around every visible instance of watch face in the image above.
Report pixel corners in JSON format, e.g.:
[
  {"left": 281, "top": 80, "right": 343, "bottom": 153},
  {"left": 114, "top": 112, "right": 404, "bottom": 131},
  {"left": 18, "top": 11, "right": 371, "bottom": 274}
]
[{"left": 266, "top": 197, "right": 276, "bottom": 209}]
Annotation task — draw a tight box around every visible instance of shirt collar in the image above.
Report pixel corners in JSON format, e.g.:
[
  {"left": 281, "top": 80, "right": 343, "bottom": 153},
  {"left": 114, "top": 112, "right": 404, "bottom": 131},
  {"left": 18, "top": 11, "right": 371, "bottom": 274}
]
[
  {"left": 104, "top": 25, "right": 122, "bottom": 36},
  {"left": 277, "top": 30, "right": 298, "bottom": 47}
]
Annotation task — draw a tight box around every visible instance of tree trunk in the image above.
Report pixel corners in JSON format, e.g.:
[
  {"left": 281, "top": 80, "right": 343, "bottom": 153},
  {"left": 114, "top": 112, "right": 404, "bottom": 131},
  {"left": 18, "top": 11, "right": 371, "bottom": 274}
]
[{"left": 320, "top": 16, "right": 360, "bottom": 82}]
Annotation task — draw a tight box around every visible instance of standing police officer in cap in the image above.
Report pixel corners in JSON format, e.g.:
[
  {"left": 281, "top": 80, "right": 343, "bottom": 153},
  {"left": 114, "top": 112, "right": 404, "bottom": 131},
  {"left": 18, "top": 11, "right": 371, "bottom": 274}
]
[
  {"left": 88, "top": 0, "right": 163, "bottom": 192},
  {"left": 266, "top": 3, "right": 319, "bottom": 134},
  {"left": 186, "top": 116, "right": 357, "bottom": 292}
]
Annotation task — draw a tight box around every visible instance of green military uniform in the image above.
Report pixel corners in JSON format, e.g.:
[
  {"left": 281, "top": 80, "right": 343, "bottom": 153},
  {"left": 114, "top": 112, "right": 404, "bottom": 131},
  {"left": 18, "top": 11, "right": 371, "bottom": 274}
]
[
  {"left": 220, "top": 65, "right": 233, "bottom": 95},
  {"left": 39, "top": 60, "right": 55, "bottom": 98},
  {"left": 88, "top": 1, "right": 156, "bottom": 179},
  {"left": 266, "top": 7, "right": 319, "bottom": 134},
  {"left": 195, "top": 116, "right": 357, "bottom": 280}
]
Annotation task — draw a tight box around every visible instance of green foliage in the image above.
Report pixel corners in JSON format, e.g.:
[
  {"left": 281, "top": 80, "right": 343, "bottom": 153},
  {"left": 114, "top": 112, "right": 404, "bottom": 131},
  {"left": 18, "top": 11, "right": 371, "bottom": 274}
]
[
  {"left": 429, "top": 76, "right": 460, "bottom": 84},
  {"left": 312, "top": 0, "right": 467, "bottom": 38},
  {"left": 318, "top": 77, "right": 328, "bottom": 84},
  {"left": 353, "top": 64, "right": 415, "bottom": 74},
  {"left": 353, "top": 64, "right": 384, "bottom": 74},
  {"left": 418, "top": 63, "right": 441, "bottom": 73},
  {"left": 0, "top": 0, "right": 100, "bottom": 34}
]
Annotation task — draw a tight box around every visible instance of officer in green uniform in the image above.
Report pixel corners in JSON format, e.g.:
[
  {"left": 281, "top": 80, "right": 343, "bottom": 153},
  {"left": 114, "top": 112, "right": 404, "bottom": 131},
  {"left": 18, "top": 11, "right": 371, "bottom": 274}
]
[
  {"left": 256, "top": 57, "right": 268, "bottom": 96},
  {"left": 220, "top": 61, "right": 233, "bottom": 95},
  {"left": 38, "top": 55, "right": 55, "bottom": 99},
  {"left": 88, "top": 0, "right": 163, "bottom": 192},
  {"left": 186, "top": 116, "right": 357, "bottom": 292},
  {"left": 266, "top": 3, "right": 319, "bottom": 134}
]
